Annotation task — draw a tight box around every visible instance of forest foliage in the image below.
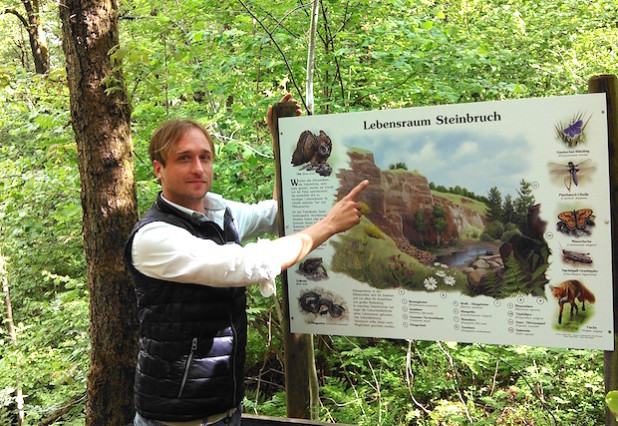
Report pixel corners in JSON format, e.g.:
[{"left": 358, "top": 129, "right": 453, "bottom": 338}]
[{"left": 0, "top": 0, "right": 617, "bottom": 424}]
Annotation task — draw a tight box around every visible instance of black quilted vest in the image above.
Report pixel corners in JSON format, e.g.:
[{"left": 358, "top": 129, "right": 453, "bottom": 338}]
[{"left": 124, "top": 194, "right": 246, "bottom": 421}]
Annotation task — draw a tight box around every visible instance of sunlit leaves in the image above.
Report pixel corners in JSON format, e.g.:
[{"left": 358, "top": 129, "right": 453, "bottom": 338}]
[{"left": 0, "top": 0, "right": 616, "bottom": 423}]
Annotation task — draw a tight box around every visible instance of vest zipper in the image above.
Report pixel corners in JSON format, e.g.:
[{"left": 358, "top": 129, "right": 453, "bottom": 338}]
[
  {"left": 178, "top": 337, "right": 198, "bottom": 398},
  {"left": 229, "top": 311, "right": 238, "bottom": 405}
]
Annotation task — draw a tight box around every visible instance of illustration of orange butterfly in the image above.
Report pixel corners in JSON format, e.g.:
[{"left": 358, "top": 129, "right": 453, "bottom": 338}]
[{"left": 557, "top": 209, "right": 593, "bottom": 230}]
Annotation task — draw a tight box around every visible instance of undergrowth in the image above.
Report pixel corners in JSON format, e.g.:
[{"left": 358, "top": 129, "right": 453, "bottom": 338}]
[{"left": 243, "top": 308, "right": 604, "bottom": 425}]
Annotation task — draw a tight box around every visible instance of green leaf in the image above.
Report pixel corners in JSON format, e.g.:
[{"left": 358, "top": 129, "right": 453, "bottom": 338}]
[
  {"left": 607, "top": 391, "right": 618, "bottom": 419},
  {"left": 47, "top": 68, "right": 67, "bottom": 82},
  {"left": 530, "top": 263, "right": 549, "bottom": 282},
  {"left": 506, "top": 83, "right": 527, "bottom": 93},
  {"left": 421, "top": 21, "right": 433, "bottom": 30},
  {"left": 192, "top": 31, "right": 204, "bottom": 42},
  {"left": 109, "top": 45, "right": 129, "bottom": 63},
  {"left": 33, "top": 114, "right": 57, "bottom": 130},
  {"left": 477, "top": 45, "right": 489, "bottom": 55}
]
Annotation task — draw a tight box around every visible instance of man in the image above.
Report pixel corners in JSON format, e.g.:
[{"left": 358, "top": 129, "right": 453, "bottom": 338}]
[{"left": 125, "top": 94, "right": 368, "bottom": 425}]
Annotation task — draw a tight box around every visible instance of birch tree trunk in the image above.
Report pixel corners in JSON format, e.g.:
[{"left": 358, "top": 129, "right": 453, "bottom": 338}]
[
  {"left": 305, "top": 0, "right": 319, "bottom": 115},
  {"left": 304, "top": 0, "right": 321, "bottom": 417},
  {"left": 0, "top": 248, "right": 25, "bottom": 424}
]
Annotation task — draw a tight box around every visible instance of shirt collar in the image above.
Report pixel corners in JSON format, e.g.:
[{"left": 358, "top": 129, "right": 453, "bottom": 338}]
[{"left": 160, "top": 193, "right": 227, "bottom": 228}]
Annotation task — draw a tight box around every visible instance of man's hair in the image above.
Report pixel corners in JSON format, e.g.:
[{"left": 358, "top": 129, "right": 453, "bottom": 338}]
[{"left": 149, "top": 119, "right": 215, "bottom": 166}]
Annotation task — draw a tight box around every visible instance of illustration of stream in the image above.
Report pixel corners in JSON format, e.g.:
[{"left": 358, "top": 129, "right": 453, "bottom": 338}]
[{"left": 435, "top": 242, "right": 498, "bottom": 268}]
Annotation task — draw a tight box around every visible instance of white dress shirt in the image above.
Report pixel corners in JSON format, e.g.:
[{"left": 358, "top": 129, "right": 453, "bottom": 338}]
[{"left": 131, "top": 193, "right": 280, "bottom": 297}]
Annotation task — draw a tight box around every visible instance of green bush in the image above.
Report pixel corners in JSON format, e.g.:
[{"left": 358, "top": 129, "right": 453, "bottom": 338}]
[{"left": 483, "top": 220, "right": 505, "bottom": 240}]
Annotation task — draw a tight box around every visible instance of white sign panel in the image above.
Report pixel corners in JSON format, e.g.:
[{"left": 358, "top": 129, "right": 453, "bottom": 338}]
[{"left": 277, "top": 94, "right": 613, "bottom": 350}]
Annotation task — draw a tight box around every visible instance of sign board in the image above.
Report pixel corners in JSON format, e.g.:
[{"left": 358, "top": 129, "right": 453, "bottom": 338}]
[{"left": 276, "top": 94, "right": 613, "bottom": 350}]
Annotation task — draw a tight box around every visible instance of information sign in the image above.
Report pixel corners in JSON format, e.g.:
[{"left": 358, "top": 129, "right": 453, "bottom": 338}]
[{"left": 277, "top": 94, "right": 613, "bottom": 350}]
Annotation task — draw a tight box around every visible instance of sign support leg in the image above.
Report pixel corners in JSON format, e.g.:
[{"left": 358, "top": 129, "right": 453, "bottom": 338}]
[
  {"left": 272, "top": 102, "right": 319, "bottom": 419},
  {"left": 588, "top": 74, "right": 618, "bottom": 426}
]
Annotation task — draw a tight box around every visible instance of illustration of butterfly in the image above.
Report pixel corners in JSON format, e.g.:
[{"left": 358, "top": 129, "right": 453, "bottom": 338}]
[
  {"left": 557, "top": 208, "right": 594, "bottom": 231},
  {"left": 555, "top": 112, "right": 591, "bottom": 148},
  {"left": 563, "top": 120, "right": 583, "bottom": 139},
  {"left": 548, "top": 159, "right": 595, "bottom": 191}
]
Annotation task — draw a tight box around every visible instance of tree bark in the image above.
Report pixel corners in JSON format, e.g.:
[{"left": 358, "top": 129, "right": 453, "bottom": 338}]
[{"left": 59, "top": 1, "right": 139, "bottom": 424}]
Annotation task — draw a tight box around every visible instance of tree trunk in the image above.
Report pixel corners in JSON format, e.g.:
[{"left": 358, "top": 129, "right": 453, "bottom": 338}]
[
  {"left": 0, "top": 248, "right": 25, "bottom": 425},
  {"left": 305, "top": 0, "right": 319, "bottom": 116},
  {"left": 59, "top": 1, "right": 139, "bottom": 425},
  {"left": 21, "top": 0, "right": 49, "bottom": 74},
  {"left": 299, "top": 1, "right": 321, "bottom": 417}
]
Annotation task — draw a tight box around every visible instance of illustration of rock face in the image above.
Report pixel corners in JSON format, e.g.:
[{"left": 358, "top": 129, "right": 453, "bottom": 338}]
[
  {"left": 336, "top": 151, "right": 387, "bottom": 224},
  {"left": 336, "top": 151, "right": 485, "bottom": 248}
]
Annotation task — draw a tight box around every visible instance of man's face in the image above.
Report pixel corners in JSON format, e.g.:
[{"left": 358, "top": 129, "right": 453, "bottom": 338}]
[{"left": 153, "top": 127, "right": 214, "bottom": 212}]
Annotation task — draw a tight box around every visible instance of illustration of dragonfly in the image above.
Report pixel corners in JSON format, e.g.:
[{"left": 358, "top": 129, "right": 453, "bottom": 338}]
[{"left": 548, "top": 159, "right": 595, "bottom": 191}]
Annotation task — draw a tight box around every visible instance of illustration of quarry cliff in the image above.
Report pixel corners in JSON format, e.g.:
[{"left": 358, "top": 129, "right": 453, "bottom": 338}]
[{"left": 330, "top": 149, "right": 550, "bottom": 298}]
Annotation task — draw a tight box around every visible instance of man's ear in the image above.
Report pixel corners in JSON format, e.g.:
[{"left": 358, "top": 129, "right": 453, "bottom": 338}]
[{"left": 153, "top": 160, "right": 164, "bottom": 180}]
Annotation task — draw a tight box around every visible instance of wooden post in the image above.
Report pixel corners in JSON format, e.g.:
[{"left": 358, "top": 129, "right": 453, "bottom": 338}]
[
  {"left": 588, "top": 74, "right": 618, "bottom": 426},
  {"left": 272, "top": 102, "right": 318, "bottom": 419}
]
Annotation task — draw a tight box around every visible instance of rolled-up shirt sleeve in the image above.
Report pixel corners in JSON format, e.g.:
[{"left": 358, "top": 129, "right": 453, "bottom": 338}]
[
  {"left": 226, "top": 199, "right": 278, "bottom": 242},
  {"left": 132, "top": 221, "right": 281, "bottom": 297}
]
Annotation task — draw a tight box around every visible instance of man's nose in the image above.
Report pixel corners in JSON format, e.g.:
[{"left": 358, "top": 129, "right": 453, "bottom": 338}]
[{"left": 190, "top": 157, "right": 204, "bottom": 174}]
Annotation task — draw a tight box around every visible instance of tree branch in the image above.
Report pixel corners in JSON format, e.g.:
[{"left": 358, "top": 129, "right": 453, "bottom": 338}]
[
  {"left": 237, "top": 0, "right": 307, "bottom": 112},
  {"left": 250, "top": 3, "right": 305, "bottom": 38},
  {"left": 436, "top": 342, "right": 472, "bottom": 423},
  {"left": 320, "top": 2, "right": 346, "bottom": 103},
  {"left": 353, "top": 70, "right": 418, "bottom": 105},
  {"left": 39, "top": 392, "right": 87, "bottom": 426},
  {"left": 2, "top": 8, "right": 29, "bottom": 28},
  {"left": 478, "top": 344, "right": 558, "bottom": 425}
]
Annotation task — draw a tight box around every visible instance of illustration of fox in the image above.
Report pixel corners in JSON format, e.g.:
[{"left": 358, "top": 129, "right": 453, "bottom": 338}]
[{"left": 549, "top": 279, "right": 595, "bottom": 325}]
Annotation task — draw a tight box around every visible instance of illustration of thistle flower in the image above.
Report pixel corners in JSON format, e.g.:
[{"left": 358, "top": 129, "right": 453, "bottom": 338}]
[
  {"left": 423, "top": 276, "right": 438, "bottom": 291},
  {"left": 388, "top": 254, "right": 415, "bottom": 289},
  {"left": 555, "top": 112, "right": 591, "bottom": 148}
]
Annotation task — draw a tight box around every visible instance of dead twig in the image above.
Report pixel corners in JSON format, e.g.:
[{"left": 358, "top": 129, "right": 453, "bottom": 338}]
[
  {"left": 478, "top": 344, "right": 557, "bottom": 425},
  {"left": 38, "top": 392, "right": 86, "bottom": 426},
  {"left": 436, "top": 342, "right": 472, "bottom": 423},
  {"left": 323, "top": 337, "right": 366, "bottom": 417},
  {"left": 343, "top": 337, "right": 382, "bottom": 423},
  {"left": 405, "top": 340, "right": 431, "bottom": 415}
]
